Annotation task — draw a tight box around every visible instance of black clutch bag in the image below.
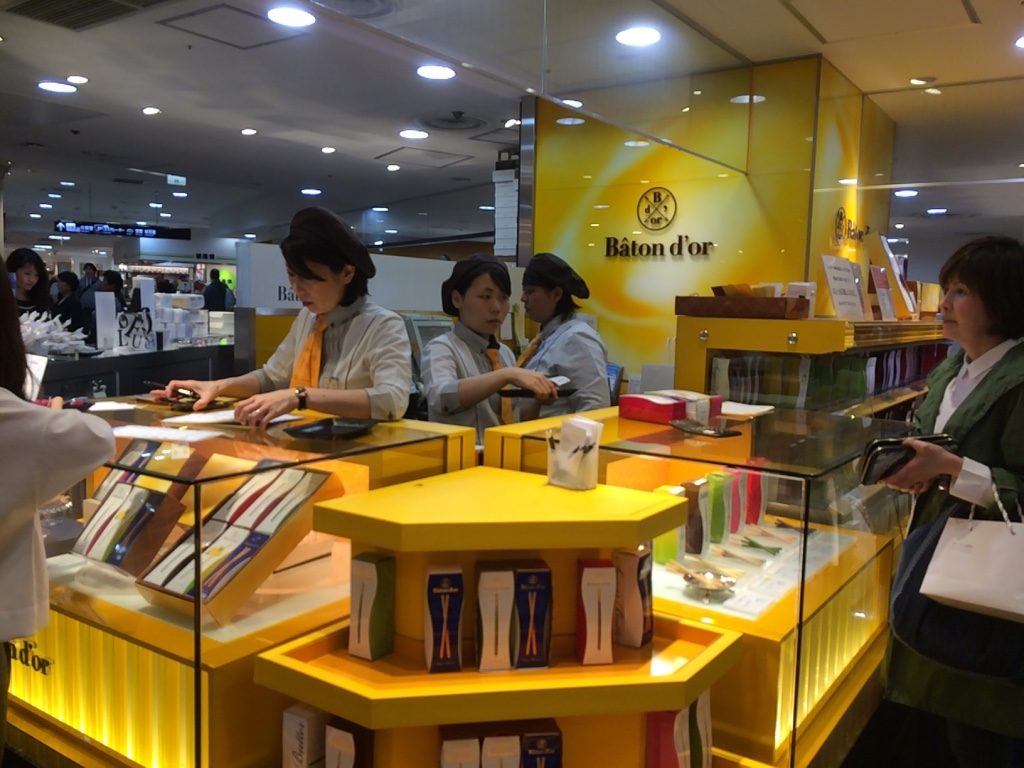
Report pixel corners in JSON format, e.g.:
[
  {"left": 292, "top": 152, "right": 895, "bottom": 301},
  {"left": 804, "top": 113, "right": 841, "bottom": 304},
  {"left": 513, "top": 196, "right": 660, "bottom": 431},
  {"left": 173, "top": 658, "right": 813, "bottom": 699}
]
[{"left": 859, "top": 434, "right": 958, "bottom": 485}]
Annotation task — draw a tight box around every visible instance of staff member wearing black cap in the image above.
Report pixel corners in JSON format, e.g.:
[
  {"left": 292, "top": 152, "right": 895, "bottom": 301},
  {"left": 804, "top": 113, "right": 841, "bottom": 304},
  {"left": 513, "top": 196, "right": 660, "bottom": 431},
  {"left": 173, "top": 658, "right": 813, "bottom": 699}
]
[
  {"left": 422, "top": 254, "right": 557, "bottom": 445},
  {"left": 519, "top": 252, "right": 610, "bottom": 418},
  {"left": 157, "top": 207, "right": 411, "bottom": 427}
]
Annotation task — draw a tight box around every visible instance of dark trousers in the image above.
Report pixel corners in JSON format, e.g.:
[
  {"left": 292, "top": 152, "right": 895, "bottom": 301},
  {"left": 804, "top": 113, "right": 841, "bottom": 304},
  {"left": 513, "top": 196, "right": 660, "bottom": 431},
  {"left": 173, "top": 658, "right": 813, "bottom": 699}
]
[{"left": 948, "top": 719, "right": 1024, "bottom": 768}]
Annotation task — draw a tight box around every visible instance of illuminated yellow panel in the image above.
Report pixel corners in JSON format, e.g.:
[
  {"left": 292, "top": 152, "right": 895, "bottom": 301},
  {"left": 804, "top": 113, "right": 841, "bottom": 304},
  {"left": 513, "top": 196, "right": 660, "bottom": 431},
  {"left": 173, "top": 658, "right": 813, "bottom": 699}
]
[{"left": 8, "top": 611, "right": 194, "bottom": 768}]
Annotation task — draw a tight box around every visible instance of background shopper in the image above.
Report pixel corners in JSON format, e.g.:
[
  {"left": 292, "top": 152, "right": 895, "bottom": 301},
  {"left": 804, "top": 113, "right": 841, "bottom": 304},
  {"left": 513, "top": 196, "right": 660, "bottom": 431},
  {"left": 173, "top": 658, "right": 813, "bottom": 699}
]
[
  {"left": 882, "top": 235, "right": 1024, "bottom": 767},
  {"left": 421, "top": 254, "right": 556, "bottom": 444},
  {"left": 53, "top": 271, "right": 85, "bottom": 333},
  {"left": 5, "top": 249, "right": 50, "bottom": 316},
  {"left": 157, "top": 207, "right": 411, "bottom": 427},
  {"left": 518, "top": 252, "right": 610, "bottom": 418},
  {"left": 0, "top": 276, "right": 114, "bottom": 759}
]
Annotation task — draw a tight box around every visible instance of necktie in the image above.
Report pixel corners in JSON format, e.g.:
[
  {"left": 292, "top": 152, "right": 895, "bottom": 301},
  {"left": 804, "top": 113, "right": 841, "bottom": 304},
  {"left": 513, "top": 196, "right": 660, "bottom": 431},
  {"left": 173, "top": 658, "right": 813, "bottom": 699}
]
[
  {"left": 516, "top": 335, "right": 542, "bottom": 367},
  {"left": 484, "top": 338, "right": 515, "bottom": 425},
  {"left": 290, "top": 315, "right": 327, "bottom": 389}
]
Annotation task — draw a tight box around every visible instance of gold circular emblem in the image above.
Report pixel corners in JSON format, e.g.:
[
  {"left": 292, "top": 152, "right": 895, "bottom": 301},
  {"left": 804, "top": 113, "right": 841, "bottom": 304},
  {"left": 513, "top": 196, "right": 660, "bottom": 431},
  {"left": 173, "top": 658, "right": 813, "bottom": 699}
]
[{"left": 637, "top": 187, "right": 676, "bottom": 231}]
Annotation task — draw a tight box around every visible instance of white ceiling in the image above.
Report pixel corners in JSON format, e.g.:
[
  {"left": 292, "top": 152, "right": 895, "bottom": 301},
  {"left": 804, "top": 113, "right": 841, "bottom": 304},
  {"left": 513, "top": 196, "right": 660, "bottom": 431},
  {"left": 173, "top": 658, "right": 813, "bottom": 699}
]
[{"left": 1, "top": 0, "right": 1022, "bottom": 275}]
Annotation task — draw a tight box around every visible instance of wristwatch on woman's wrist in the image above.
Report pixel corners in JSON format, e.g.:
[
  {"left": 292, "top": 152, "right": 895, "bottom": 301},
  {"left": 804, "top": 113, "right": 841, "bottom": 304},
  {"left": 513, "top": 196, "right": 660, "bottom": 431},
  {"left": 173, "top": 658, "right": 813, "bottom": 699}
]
[{"left": 294, "top": 386, "right": 308, "bottom": 410}]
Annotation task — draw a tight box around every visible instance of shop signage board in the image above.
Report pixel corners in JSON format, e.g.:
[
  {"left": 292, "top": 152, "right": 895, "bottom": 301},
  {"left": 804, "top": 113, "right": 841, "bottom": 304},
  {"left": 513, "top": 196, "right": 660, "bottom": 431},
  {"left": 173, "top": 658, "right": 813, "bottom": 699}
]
[{"left": 55, "top": 221, "right": 191, "bottom": 240}]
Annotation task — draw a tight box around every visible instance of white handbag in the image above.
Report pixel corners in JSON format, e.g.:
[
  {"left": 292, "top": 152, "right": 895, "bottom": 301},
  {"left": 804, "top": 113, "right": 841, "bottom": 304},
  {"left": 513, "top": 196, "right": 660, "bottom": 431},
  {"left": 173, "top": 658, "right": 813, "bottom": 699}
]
[{"left": 919, "top": 491, "right": 1024, "bottom": 624}]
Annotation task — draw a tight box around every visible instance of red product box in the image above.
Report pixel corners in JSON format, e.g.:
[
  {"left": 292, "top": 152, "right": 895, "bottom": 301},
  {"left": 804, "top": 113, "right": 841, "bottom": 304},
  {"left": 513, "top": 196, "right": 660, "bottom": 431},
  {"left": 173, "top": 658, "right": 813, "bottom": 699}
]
[{"left": 619, "top": 394, "right": 689, "bottom": 424}]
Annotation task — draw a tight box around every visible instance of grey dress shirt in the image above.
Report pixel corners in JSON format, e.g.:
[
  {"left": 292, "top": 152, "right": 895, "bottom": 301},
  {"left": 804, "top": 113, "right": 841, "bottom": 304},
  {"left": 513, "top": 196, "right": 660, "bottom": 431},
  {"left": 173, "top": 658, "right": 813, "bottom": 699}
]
[
  {"left": 523, "top": 314, "right": 610, "bottom": 418},
  {"left": 254, "top": 296, "right": 411, "bottom": 420},
  {"left": 421, "top": 321, "right": 516, "bottom": 444}
]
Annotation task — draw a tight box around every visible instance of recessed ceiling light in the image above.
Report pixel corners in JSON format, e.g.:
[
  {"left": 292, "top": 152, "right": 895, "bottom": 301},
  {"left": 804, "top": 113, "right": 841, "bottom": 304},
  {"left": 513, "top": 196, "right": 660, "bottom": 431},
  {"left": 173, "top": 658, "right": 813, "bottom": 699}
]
[
  {"left": 479, "top": 205, "right": 495, "bottom": 211},
  {"left": 680, "top": 106, "right": 690, "bottom": 113},
  {"left": 172, "top": 191, "right": 188, "bottom": 198},
  {"left": 267, "top": 6, "right": 315, "bottom": 27},
  {"left": 142, "top": 106, "right": 161, "bottom": 116},
  {"left": 924, "top": 88, "right": 942, "bottom": 95},
  {"left": 693, "top": 90, "right": 702, "bottom": 96},
  {"left": 39, "top": 203, "right": 53, "bottom": 209},
  {"left": 321, "top": 146, "right": 336, "bottom": 154},
  {"left": 159, "top": 212, "right": 171, "bottom": 218},
  {"left": 729, "top": 94, "right": 766, "bottom": 104},
  {"left": 136, "top": 221, "right": 147, "bottom": 225},
  {"left": 909, "top": 77, "right": 934, "bottom": 85},
  {"left": 384, "top": 228, "right": 398, "bottom": 234},
  {"left": 593, "top": 204, "right": 609, "bottom": 209},
  {"left": 717, "top": 173, "right": 729, "bottom": 178},
  {"left": 301, "top": 188, "right": 322, "bottom": 196},
  {"left": 372, "top": 206, "right": 389, "bottom": 212},
  {"left": 386, "top": 164, "right": 401, "bottom": 172},
  {"left": 639, "top": 179, "right": 650, "bottom": 184},
  {"left": 926, "top": 207, "right": 948, "bottom": 215},
  {"left": 373, "top": 240, "right": 384, "bottom": 246},
  {"left": 34, "top": 244, "right": 52, "bottom": 250},
  {"left": 838, "top": 178, "right": 858, "bottom": 185},
  {"left": 1016, "top": 35, "right": 1024, "bottom": 49},
  {"left": 59, "top": 180, "right": 75, "bottom": 187},
  {"left": 49, "top": 235, "right": 71, "bottom": 241},
  {"left": 244, "top": 233, "right": 257, "bottom": 239},
  {"left": 399, "top": 129, "right": 429, "bottom": 140},
  {"left": 561, "top": 99, "right": 583, "bottom": 108},
  {"left": 148, "top": 202, "right": 163, "bottom": 209},
  {"left": 240, "top": 128, "right": 258, "bottom": 136},
  {"left": 416, "top": 64, "right": 455, "bottom": 80},
  {"left": 894, "top": 189, "right": 919, "bottom": 198},
  {"left": 623, "top": 140, "right": 649, "bottom": 147},
  {"left": 504, "top": 118, "right": 521, "bottom": 128},
  {"left": 66, "top": 75, "right": 88, "bottom": 84},
  {"left": 615, "top": 26, "right": 661, "bottom": 47},
  {"left": 48, "top": 193, "right": 62, "bottom": 199},
  {"left": 589, "top": 223, "right": 600, "bottom": 228},
  {"left": 29, "top": 213, "right": 41, "bottom": 219},
  {"left": 894, "top": 223, "right": 905, "bottom": 229},
  {"left": 556, "top": 117, "right": 585, "bottom": 126},
  {"left": 583, "top": 175, "right": 593, "bottom": 179},
  {"left": 38, "top": 81, "right": 76, "bottom": 93}
]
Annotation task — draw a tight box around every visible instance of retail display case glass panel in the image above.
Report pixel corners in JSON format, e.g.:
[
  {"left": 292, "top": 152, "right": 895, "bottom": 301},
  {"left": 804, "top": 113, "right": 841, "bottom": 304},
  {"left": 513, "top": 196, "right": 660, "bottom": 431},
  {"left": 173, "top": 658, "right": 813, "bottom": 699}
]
[
  {"left": 491, "top": 408, "right": 911, "bottom": 767},
  {"left": 8, "top": 403, "right": 473, "bottom": 768}
]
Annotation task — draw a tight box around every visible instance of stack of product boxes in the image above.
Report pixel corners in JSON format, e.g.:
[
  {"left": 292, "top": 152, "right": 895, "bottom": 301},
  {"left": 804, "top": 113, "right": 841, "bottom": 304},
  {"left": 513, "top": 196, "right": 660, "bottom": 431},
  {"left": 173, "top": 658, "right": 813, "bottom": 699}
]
[{"left": 152, "top": 293, "right": 207, "bottom": 343}]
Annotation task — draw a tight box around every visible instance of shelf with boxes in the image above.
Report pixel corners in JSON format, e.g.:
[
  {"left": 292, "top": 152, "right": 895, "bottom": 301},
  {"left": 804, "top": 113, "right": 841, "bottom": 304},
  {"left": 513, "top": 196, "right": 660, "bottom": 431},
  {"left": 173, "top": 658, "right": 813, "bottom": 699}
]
[
  {"left": 255, "top": 466, "right": 742, "bottom": 768},
  {"left": 8, "top": 406, "right": 475, "bottom": 768},
  {"left": 485, "top": 408, "right": 910, "bottom": 768},
  {"left": 674, "top": 315, "right": 947, "bottom": 416}
]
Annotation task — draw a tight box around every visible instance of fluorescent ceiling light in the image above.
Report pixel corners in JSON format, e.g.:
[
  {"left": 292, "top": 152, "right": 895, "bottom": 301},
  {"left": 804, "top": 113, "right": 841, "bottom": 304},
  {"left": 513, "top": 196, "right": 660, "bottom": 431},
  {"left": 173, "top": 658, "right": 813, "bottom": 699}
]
[
  {"left": 924, "top": 88, "right": 942, "bottom": 95},
  {"left": 39, "top": 203, "right": 53, "bottom": 209},
  {"left": 35, "top": 244, "right": 52, "bottom": 250},
  {"left": 479, "top": 205, "right": 495, "bottom": 211},
  {"left": 301, "top": 188, "right": 322, "bottom": 196},
  {"left": 148, "top": 202, "right": 163, "bottom": 208},
  {"left": 589, "top": 223, "right": 599, "bottom": 228},
  {"left": 48, "top": 235, "right": 69, "bottom": 240},
  {"left": 561, "top": 99, "right": 583, "bottom": 108},
  {"left": 615, "top": 26, "right": 661, "bottom": 47},
  {"left": 172, "top": 191, "right": 188, "bottom": 198},
  {"left": 384, "top": 229, "right": 398, "bottom": 234},
  {"left": 693, "top": 90, "right": 702, "bottom": 96},
  {"left": 66, "top": 75, "right": 88, "bottom": 84},
  {"left": 386, "top": 164, "right": 401, "bottom": 172},
  {"left": 372, "top": 206, "right": 389, "bottom": 212},
  {"left": 59, "top": 181, "right": 75, "bottom": 187},
  {"left": 38, "top": 81, "right": 76, "bottom": 93},
  {"left": 623, "top": 140, "right": 649, "bottom": 147},
  {"left": 926, "top": 208, "right": 948, "bottom": 215},
  {"left": 729, "top": 94, "right": 766, "bottom": 104},
  {"left": 29, "top": 213, "right": 41, "bottom": 219},
  {"left": 240, "top": 128, "right": 257, "bottom": 136},
  {"left": 680, "top": 106, "right": 690, "bottom": 113},
  {"left": 556, "top": 117, "right": 585, "bottom": 126},
  {"left": 838, "top": 178, "right": 858, "bottom": 185},
  {"left": 894, "top": 223, "right": 905, "bottom": 229},
  {"left": 1016, "top": 35, "right": 1024, "bottom": 49},
  {"left": 159, "top": 213, "right": 171, "bottom": 218},
  {"left": 48, "top": 193, "right": 62, "bottom": 199},
  {"left": 267, "top": 7, "right": 315, "bottom": 27},
  {"left": 417, "top": 65, "right": 455, "bottom": 80},
  {"left": 894, "top": 189, "right": 919, "bottom": 198},
  {"left": 244, "top": 233, "right": 256, "bottom": 239},
  {"left": 142, "top": 106, "right": 161, "bottom": 115},
  {"left": 321, "top": 146, "right": 336, "bottom": 154},
  {"left": 373, "top": 240, "right": 384, "bottom": 246},
  {"left": 136, "top": 221, "right": 147, "bottom": 225},
  {"left": 399, "top": 129, "right": 429, "bottom": 139},
  {"left": 593, "top": 204, "right": 609, "bottom": 209},
  {"left": 504, "top": 118, "right": 521, "bottom": 128},
  {"left": 909, "top": 77, "right": 934, "bottom": 85}
]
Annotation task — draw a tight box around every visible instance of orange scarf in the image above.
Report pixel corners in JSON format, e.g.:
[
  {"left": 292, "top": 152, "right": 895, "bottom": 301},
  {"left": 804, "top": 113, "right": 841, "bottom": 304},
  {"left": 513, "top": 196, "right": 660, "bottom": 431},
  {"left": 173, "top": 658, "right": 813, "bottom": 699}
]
[
  {"left": 289, "top": 315, "right": 327, "bottom": 389},
  {"left": 484, "top": 340, "right": 514, "bottom": 425}
]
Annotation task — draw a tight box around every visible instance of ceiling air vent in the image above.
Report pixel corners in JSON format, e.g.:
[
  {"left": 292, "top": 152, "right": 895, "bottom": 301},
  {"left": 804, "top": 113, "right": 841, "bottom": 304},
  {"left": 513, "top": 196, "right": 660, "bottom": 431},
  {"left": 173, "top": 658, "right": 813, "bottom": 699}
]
[
  {"left": 315, "top": 0, "right": 395, "bottom": 20},
  {"left": 423, "top": 111, "right": 487, "bottom": 131},
  {"left": 112, "top": 177, "right": 145, "bottom": 184},
  {"left": 6, "top": 0, "right": 173, "bottom": 30}
]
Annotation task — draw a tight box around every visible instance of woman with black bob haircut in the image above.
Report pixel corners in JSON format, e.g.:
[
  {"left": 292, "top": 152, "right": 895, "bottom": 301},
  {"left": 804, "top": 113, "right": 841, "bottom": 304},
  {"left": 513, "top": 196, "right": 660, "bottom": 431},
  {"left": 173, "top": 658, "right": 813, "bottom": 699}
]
[
  {"left": 518, "top": 252, "right": 610, "bottom": 418},
  {"left": 0, "top": 268, "right": 114, "bottom": 750},
  {"left": 6, "top": 248, "right": 51, "bottom": 315},
  {"left": 421, "top": 254, "right": 557, "bottom": 445},
  {"left": 882, "top": 235, "right": 1024, "bottom": 767},
  {"left": 157, "top": 207, "right": 411, "bottom": 426}
]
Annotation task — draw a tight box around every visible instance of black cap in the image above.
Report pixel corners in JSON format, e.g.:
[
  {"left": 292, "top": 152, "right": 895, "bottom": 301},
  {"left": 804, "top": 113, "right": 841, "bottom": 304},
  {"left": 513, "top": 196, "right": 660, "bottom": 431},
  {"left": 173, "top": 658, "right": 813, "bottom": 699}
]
[
  {"left": 282, "top": 206, "right": 376, "bottom": 278},
  {"left": 522, "top": 252, "right": 589, "bottom": 298},
  {"left": 440, "top": 254, "right": 510, "bottom": 316}
]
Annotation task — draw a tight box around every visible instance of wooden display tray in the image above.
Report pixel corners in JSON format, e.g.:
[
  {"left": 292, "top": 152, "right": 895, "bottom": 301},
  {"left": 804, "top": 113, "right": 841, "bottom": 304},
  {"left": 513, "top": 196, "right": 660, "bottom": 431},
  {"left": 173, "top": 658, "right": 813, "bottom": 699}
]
[
  {"left": 255, "top": 613, "right": 741, "bottom": 730},
  {"left": 675, "top": 296, "right": 810, "bottom": 319}
]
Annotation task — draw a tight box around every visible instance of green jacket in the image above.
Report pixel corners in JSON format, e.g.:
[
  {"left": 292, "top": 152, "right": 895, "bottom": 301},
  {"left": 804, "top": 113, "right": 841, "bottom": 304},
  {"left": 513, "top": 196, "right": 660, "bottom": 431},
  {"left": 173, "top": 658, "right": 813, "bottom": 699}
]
[{"left": 884, "top": 341, "right": 1024, "bottom": 736}]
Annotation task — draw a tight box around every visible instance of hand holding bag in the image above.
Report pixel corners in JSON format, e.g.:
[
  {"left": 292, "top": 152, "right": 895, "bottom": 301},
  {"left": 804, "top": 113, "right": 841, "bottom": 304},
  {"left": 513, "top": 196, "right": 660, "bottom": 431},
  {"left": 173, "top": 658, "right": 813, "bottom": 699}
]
[{"left": 889, "top": 489, "right": 1024, "bottom": 681}]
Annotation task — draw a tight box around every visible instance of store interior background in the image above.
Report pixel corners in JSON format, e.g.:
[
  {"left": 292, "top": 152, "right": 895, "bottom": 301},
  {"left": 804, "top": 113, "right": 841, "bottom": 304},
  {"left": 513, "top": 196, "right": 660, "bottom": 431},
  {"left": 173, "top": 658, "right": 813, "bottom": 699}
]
[{"left": 2, "top": 0, "right": 1023, "bottom": 359}]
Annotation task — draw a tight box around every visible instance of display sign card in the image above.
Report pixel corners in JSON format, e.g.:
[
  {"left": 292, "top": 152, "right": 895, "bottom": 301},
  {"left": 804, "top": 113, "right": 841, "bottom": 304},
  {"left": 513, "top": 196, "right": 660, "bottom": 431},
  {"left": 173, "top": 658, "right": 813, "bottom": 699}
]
[
  {"left": 820, "top": 255, "right": 869, "bottom": 319},
  {"left": 869, "top": 266, "right": 897, "bottom": 320}
]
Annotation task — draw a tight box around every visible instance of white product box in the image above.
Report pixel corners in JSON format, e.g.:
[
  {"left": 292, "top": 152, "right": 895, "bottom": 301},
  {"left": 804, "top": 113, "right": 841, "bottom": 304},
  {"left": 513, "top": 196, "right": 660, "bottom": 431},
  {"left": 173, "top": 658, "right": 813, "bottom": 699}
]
[{"left": 282, "top": 703, "right": 329, "bottom": 768}]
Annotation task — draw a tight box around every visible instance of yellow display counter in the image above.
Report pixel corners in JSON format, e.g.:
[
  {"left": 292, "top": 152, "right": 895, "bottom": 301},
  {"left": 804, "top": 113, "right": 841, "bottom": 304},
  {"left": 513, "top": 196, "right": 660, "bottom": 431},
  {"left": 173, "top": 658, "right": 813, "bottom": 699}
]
[
  {"left": 485, "top": 409, "right": 910, "bottom": 768},
  {"left": 256, "top": 467, "right": 742, "bottom": 768},
  {"left": 7, "top": 406, "right": 474, "bottom": 768}
]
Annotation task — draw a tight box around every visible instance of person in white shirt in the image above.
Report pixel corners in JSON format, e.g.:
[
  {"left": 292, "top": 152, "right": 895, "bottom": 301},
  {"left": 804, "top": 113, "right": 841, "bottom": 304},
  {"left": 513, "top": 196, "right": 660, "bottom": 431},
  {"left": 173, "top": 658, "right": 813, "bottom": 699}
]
[
  {"left": 158, "top": 207, "right": 412, "bottom": 427},
  {"left": 882, "top": 235, "right": 1024, "bottom": 767},
  {"left": 518, "top": 252, "right": 610, "bottom": 418},
  {"left": 421, "top": 254, "right": 557, "bottom": 445},
  {"left": 0, "top": 278, "right": 114, "bottom": 755}
]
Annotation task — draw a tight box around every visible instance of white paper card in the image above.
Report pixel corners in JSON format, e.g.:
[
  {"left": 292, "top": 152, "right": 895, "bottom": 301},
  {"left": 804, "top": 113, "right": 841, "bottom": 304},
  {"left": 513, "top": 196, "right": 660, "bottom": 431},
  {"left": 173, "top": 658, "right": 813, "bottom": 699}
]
[{"left": 821, "top": 255, "right": 869, "bottom": 319}]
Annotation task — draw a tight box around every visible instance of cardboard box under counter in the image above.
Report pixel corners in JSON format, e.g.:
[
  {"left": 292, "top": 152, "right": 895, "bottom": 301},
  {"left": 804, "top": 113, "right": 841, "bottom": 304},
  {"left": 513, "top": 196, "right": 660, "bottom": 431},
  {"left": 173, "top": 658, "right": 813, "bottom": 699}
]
[{"left": 282, "top": 702, "right": 329, "bottom": 768}]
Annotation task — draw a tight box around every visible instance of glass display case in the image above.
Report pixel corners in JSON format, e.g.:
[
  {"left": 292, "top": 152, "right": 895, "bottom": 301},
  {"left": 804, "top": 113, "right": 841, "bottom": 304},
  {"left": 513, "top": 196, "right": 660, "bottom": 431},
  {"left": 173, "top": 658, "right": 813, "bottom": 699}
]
[
  {"left": 485, "top": 407, "right": 911, "bottom": 768},
  {"left": 7, "top": 403, "right": 474, "bottom": 768}
]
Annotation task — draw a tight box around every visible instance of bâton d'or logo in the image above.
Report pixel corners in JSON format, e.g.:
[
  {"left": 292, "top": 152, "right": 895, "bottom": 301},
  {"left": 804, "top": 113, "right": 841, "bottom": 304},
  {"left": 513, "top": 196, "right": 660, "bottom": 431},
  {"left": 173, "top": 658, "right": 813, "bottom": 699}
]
[{"left": 637, "top": 187, "right": 676, "bottom": 231}]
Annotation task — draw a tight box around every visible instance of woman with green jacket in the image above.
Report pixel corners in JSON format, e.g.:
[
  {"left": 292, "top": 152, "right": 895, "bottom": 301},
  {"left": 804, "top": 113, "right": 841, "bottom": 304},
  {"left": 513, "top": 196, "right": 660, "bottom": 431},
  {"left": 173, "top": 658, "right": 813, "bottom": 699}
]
[{"left": 882, "top": 235, "right": 1024, "bottom": 767}]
